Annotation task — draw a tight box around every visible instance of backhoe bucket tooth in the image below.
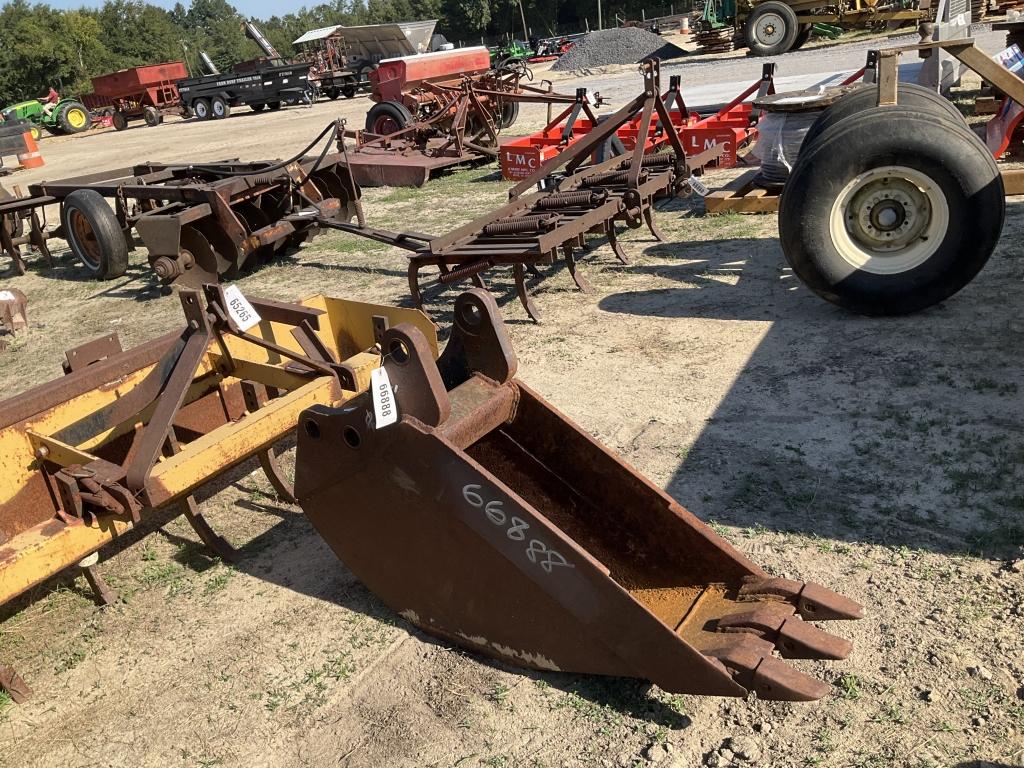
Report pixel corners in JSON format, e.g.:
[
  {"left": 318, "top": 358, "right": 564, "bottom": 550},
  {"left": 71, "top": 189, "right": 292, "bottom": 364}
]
[{"left": 294, "top": 290, "right": 863, "bottom": 700}]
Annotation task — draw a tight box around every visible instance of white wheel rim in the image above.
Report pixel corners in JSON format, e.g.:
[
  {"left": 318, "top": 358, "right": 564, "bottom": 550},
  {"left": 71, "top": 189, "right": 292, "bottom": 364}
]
[
  {"left": 755, "top": 13, "right": 786, "bottom": 45},
  {"left": 828, "top": 165, "right": 949, "bottom": 275},
  {"left": 213, "top": 102, "right": 224, "bottom": 116},
  {"left": 196, "top": 103, "right": 207, "bottom": 117}
]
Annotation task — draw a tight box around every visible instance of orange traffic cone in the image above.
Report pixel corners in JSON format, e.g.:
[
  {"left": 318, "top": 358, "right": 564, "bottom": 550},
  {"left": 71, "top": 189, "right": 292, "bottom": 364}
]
[{"left": 16, "top": 131, "right": 43, "bottom": 169}]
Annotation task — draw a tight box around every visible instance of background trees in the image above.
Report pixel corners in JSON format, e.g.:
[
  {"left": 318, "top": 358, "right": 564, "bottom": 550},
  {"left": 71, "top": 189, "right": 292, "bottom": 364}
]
[{"left": 0, "top": 0, "right": 679, "bottom": 105}]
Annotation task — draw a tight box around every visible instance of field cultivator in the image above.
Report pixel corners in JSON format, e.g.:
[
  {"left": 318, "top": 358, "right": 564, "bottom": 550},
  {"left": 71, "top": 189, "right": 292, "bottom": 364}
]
[
  {"left": 295, "top": 289, "right": 864, "bottom": 700},
  {"left": 0, "top": 284, "right": 435, "bottom": 700},
  {"left": 343, "top": 60, "right": 586, "bottom": 187},
  {"left": 0, "top": 141, "right": 361, "bottom": 286},
  {"left": 328, "top": 60, "right": 721, "bottom": 322},
  {"left": 499, "top": 64, "right": 777, "bottom": 181}
]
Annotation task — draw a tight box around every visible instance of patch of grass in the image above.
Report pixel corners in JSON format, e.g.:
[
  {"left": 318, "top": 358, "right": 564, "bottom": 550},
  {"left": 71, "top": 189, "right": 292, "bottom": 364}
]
[
  {"left": 380, "top": 187, "right": 420, "bottom": 204},
  {"left": 0, "top": 690, "right": 12, "bottom": 715},
  {"left": 203, "top": 566, "right": 235, "bottom": 596},
  {"left": 869, "top": 701, "right": 906, "bottom": 725},
  {"left": 488, "top": 682, "right": 510, "bottom": 705},
  {"left": 836, "top": 674, "right": 861, "bottom": 701},
  {"left": 481, "top": 757, "right": 509, "bottom": 767}
]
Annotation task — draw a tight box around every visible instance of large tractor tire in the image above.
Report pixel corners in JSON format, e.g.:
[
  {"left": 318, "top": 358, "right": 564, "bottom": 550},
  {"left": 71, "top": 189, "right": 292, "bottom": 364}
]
[
  {"left": 365, "top": 100, "right": 413, "bottom": 135},
  {"left": 61, "top": 189, "right": 129, "bottom": 280},
  {"left": 56, "top": 101, "right": 91, "bottom": 134},
  {"left": 746, "top": 2, "right": 799, "bottom": 56},
  {"left": 802, "top": 82, "right": 966, "bottom": 149},
  {"left": 778, "top": 107, "right": 1004, "bottom": 315}
]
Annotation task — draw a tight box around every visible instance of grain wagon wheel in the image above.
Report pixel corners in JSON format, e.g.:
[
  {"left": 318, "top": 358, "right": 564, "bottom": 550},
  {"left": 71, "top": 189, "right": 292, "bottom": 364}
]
[
  {"left": 143, "top": 107, "right": 162, "bottom": 127},
  {"left": 169, "top": 226, "right": 222, "bottom": 289},
  {"left": 112, "top": 112, "right": 129, "bottom": 131}
]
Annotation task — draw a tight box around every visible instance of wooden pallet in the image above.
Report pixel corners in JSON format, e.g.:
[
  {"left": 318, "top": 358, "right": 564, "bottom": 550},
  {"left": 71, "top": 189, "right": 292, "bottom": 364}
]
[{"left": 704, "top": 169, "right": 780, "bottom": 214}]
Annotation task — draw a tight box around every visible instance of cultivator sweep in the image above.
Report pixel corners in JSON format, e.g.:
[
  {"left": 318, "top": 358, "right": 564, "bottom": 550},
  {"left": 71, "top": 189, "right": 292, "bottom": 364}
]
[
  {"left": 0, "top": 146, "right": 361, "bottom": 286},
  {"left": 0, "top": 285, "right": 434, "bottom": 652},
  {"left": 295, "top": 289, "right": 864, "bottom": 700}
]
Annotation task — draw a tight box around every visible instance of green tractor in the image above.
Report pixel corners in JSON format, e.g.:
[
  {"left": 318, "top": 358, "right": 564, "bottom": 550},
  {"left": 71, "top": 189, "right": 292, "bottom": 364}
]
[{"left": 0, "top": 98, "right": 92, "bottom": 140}]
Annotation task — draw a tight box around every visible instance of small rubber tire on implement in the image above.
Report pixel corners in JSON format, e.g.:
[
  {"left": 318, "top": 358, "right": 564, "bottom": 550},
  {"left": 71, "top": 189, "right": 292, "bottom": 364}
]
[
  {"left": 365, "top": 100, "right": 413, "bottom": 135},
  {"left": 778, "top": 107, "right": 1004, "bottom": 315},
  {"left": 211, "top": 95, "right": 230, "bottom": 119},
  {"left": 112, "top": 111, "right": 129, "bottom": 131},
  {"left": 57, "top": 101, "right": 91, "bottom": 134},
  {"left": 61, "top": 189, "right": 129, "bottom": 280},
  {"left": 29, "top": 124, "right": 42, "bottom": 142},
  {"left": 746, "top": 2, "right": 799, "bottom": 56},
  {"left": 802, "top": 82, "right": 967, "bottom": 149},
  {"left": 326, "top": 87, "right": 340, "bottom": 100},
  {"left": 497, "top": 100, "right": 520, "bottom": 129},
  {"left": 143, "top": 106, "right": 161, "bottom": 127},
  {"left": 342, "top": 82, "right": 357, "bottom": 99},
  {"left": 267, "top": 101, "right": 282, "bottom": 111},
  {"left": 791, "top": 24, "right": 813, "bottom": 50},
  {"left": 193, "top": 98, "right": 211, "bottom": 120}
]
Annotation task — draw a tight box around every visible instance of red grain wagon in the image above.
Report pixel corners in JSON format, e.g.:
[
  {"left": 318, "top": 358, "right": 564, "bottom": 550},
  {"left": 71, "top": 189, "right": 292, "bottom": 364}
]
[{"left": 82, "top": 62, "right": 189, "bottom": 131}]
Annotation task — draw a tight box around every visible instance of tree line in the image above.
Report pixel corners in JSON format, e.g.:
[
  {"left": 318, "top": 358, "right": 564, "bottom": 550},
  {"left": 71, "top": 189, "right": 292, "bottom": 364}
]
[{"left": 0, "top": 0, "right": 676, "bottom": 106}]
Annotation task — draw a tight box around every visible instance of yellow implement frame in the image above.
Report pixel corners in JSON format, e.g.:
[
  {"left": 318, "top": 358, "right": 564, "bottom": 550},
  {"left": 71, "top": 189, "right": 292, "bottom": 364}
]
[{"left": 0, "top": 287, "right": 436, "bottom": 608}]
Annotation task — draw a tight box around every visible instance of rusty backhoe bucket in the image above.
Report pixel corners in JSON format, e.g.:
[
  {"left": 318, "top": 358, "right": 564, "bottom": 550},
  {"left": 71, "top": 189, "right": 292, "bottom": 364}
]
[{"left": 294, "top": 290, "right": 863, "bottom": 701}]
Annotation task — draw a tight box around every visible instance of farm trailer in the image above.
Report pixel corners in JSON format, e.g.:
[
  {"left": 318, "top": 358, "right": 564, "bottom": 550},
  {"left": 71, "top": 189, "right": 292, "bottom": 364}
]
[
  {"left": 0, "top": 282, "right": 863, "bottom": 706},
  {"left": 293, "top": 20, "right": 440, "bottom": 100},
  {"left": 697, "top": 0, "right": 926, "bottom": 56},
  {"left": 177, "top": 21, "right": 315, "bottom": 119},
  {"left": 81, "top": 62, "right": 188, "bottom": 131}
]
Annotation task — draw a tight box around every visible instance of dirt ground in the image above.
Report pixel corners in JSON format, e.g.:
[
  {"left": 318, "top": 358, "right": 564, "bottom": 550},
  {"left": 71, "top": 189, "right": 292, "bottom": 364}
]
[{"left": 1, "top": 36, "right": 1023, "bottom": 768}]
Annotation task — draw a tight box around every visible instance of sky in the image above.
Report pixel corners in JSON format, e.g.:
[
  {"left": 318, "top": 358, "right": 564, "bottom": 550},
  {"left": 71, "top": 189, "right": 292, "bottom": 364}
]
[{"left": 37, "top": 0, "right": 306, "bottom": 16}]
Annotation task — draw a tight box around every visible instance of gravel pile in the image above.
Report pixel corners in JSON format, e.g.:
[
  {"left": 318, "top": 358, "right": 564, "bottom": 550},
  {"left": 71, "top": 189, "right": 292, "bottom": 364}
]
[{"left": 552, "top": 27, "right": 686, "bottom": 71}]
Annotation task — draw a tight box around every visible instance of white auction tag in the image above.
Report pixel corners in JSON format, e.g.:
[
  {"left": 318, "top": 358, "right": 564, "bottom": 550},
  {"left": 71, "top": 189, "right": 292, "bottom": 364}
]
[
  {"left": 0, "top": 291, "right": 15, "bottom": 301},
  {"left": 688, "top": 174, "right": 709, "bottom": 197},
  {"left": 223, "top": 285, "right": 261, "bottom": 332},
  {"left": 371, "top": 366, "right": 398, "bottom": 429}
]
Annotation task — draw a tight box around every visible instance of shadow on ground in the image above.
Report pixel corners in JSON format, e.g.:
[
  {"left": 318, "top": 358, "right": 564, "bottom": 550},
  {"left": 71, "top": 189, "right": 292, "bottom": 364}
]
[{"left": 600, "top": 233, "right": 1024, "bottom": 558}]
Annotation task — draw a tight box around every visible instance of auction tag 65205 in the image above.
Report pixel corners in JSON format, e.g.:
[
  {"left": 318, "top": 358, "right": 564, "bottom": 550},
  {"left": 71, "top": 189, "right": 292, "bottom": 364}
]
[
  {"left": 223, "top": 285, "right": 262, "bottom": 332},
  {"left": 371, "top": 366, "right": 398, "bottom": 429}
]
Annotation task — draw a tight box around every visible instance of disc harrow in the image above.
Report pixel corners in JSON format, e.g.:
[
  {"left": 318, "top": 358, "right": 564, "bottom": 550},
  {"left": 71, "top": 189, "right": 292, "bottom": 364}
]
[{"left": 0, "top": 136, "right": 362, "bottom": 288}]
